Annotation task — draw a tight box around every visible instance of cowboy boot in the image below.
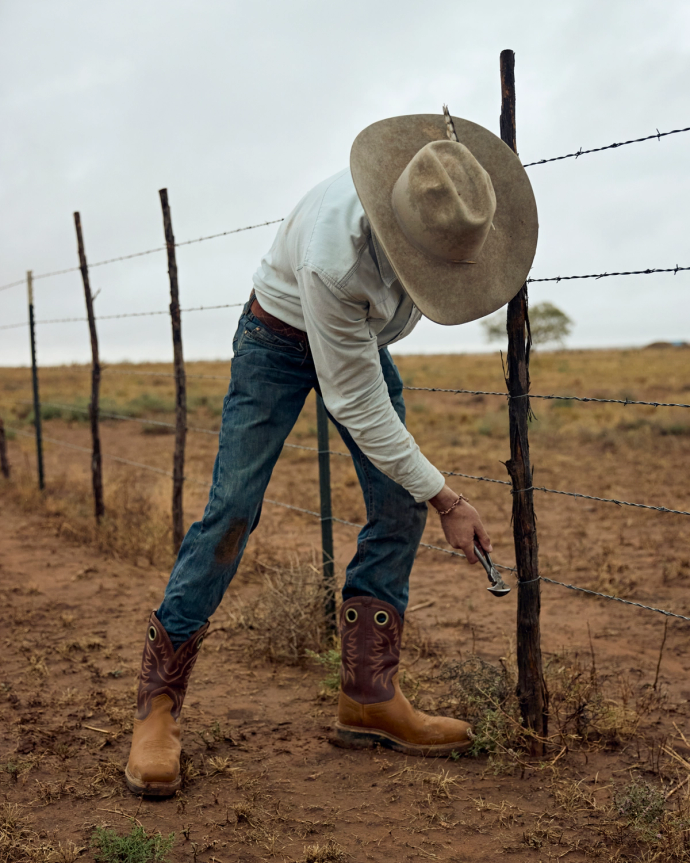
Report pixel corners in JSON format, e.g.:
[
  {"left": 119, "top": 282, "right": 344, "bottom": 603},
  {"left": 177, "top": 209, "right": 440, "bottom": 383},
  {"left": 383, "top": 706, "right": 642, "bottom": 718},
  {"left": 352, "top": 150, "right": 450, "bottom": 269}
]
[
  {"left": 334, "top": 596, "right": 473, "bottom": 756},
  {"left": 125, "top": 611, "right": 209, "bottom": 796}
]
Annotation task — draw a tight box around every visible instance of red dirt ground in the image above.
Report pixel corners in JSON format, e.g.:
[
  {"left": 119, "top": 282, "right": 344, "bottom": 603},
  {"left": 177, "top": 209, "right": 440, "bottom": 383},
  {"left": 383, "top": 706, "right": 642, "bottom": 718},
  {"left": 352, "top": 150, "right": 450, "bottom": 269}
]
[{"left": 2, "top": 491, "right": 690, "bottom": 861}]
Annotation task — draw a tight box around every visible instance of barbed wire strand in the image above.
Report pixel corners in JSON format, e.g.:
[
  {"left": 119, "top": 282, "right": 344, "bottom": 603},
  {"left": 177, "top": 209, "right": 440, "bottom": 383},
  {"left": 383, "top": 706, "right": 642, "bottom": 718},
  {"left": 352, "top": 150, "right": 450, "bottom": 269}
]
[
  {"left": 0, "top": 302, "right": 245, "bottom": 331},
  {"left": 539, "top": 575, "right": 690, "bottom": 622},
  {"left": 0, "top": 220, "right": 284, "bottom": 293},
  {"left": 9, "top": 426, "right": 690, "bottom": 617},
  {"left": 5, "top": 425, "right": 505, "bottom": 569},
  {"left": 522, "top": 125, "right": 690, "bottom": 168},
  {"left": 10, "top": 399, "right": 688, "bottom": 515},
  {"left": 404, "top": 386, "right": 690, "bottom": 409},
  {"left": 515, "top": 484, "right": 690, "bottom": 517},
  {"left": 527, "top": 265, "right": 689, "bottom": 284},
  {"left": 3, "top": 124, "right": 688, "bottom": 292}
]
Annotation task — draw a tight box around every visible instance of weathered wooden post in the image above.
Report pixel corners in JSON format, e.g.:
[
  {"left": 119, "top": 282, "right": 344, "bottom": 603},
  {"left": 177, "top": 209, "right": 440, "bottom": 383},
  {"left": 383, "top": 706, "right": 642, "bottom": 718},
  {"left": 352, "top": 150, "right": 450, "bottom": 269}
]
[
  {"left": 316, "top": 394, "right": 336, "bottom": 633},
  {"left": 27, "top": 270, "right": 45, "bottom": 490},
  {"left": 500, "top": 49, "right": 548, "bottom": 747},
  {"left": 0, "top": 418, "right": 10, "bottom": 479},
  {"left": 74, "top": 213, "right": 105, "bottom": 521},
  {"left": 159, "top": 188, "right": 187, "bottom": 552}
]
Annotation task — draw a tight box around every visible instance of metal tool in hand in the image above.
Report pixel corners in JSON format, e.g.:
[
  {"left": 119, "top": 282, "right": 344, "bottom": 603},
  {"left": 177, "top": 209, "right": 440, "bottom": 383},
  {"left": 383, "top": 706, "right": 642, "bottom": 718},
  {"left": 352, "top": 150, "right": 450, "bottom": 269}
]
[{"left": 474, "top": 543, "right": 511, "bottom": 597}]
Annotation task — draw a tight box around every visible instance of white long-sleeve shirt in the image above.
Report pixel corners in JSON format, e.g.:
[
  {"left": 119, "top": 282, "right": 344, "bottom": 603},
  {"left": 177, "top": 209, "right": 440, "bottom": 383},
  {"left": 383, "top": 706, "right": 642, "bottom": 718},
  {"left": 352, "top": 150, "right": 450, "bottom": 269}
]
[{"left": 252, "top": 168, "right": 446, "bottom": 503}]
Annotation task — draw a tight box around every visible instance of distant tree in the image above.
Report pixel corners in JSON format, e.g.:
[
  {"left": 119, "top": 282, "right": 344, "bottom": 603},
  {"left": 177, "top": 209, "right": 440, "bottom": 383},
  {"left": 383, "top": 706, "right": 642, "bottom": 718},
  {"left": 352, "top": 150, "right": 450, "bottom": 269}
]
[{"left": 480, "top": 301, "right": 573, "bottom": 348}]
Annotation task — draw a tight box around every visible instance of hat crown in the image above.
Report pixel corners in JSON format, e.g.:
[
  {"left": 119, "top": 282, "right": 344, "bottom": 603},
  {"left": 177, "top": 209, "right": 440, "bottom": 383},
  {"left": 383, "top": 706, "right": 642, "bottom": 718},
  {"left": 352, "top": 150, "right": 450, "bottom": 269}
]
[{"left": 390, "top": 140, "right": 496, "bottom": 263}]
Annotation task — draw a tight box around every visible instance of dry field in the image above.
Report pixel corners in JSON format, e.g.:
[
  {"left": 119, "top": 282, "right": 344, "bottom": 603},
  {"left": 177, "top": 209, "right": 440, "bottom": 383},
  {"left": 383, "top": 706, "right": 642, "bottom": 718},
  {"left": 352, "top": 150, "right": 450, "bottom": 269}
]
[{"left": 1, "top": 346, "right": 690, "bottom": 862}]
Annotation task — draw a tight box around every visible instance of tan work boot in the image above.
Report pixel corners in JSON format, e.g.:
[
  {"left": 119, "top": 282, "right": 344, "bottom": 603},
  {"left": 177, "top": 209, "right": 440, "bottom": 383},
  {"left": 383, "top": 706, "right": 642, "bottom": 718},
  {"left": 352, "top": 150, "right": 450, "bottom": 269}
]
[
  {"left": 334, "top": 596, "right": 473, "bottom": 756},
  {"left": 125, "top": 611, "right": 208, "bottom": 796}
]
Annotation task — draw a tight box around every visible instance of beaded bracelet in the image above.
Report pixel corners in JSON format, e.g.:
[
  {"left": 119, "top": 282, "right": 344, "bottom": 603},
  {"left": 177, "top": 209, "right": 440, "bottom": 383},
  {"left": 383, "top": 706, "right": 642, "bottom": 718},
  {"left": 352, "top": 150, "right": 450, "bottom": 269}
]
[{"left": 435, "top": 494, "right": 469, "bottom": 516}]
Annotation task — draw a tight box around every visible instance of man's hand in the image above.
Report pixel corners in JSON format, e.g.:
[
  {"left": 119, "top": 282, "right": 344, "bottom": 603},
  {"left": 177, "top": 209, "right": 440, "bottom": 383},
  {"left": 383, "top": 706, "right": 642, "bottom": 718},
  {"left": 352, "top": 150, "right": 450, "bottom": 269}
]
[{"left": 428, "top": 484, "right": 492, "bottom": 564}]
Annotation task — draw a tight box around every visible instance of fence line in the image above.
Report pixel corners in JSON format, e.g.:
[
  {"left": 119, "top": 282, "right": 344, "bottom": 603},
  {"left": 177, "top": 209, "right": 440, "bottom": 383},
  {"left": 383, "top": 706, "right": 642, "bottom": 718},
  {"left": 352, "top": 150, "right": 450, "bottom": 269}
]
[
  {"left": 8, "top": 424, "right": 688, "bottom": 622},
  {"left": 2, "top": 87, "right": 689, "bottom": 739},
  {"left": 2, "top": 123, "right": 688, "bottom": 293},
  {"left": 17, "top": 398, "right": 688, "bottom": 517}
]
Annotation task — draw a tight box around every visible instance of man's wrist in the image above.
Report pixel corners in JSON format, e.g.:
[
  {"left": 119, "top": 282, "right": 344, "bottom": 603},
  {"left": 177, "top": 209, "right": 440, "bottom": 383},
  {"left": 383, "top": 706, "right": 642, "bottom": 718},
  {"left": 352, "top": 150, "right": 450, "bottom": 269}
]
[{"left": 429, "top": 484, "right": 460, "bottom": 513}]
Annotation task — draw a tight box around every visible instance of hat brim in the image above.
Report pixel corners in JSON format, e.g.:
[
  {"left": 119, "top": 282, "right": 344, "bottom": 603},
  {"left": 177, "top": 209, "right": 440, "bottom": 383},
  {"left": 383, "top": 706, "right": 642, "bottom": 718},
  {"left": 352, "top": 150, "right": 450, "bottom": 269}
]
[{"left": 350, "top": 114, "right": 538, "bottom": 326}]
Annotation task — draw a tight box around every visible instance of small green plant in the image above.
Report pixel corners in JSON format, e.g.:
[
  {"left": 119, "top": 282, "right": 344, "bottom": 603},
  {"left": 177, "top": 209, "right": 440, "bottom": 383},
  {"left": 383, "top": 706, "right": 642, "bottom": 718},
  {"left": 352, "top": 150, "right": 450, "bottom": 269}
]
[
  {"left": 306, "top": 648, "right": 341, "bottom": 693},
  {"left": 90, "top": 824, "right": 175, "bottom": 863},
  {"left": 614, "top": 779, "right": 666, "bottom": 837}
]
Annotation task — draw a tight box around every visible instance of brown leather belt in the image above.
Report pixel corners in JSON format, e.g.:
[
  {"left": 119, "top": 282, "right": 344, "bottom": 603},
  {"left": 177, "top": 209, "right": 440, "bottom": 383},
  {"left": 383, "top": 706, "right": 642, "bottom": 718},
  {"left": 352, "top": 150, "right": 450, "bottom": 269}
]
[{"left": 249, "top": 295, "right": 308, "bottom": 345}]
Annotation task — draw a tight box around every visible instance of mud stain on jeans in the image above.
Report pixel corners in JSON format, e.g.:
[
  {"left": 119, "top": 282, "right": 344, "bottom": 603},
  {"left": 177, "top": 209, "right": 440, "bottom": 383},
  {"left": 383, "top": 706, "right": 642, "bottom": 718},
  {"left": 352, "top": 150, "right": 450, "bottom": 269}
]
[{"left": 214, "top": 517, "right": 247, "bottom": 564}]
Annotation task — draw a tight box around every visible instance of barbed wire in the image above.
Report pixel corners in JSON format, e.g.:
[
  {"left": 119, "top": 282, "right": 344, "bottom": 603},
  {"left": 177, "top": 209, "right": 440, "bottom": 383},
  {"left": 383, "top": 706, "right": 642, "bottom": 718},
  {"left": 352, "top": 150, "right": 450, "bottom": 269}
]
[
  {"left": 0, "top": 302, "right": 245, "bottom": 331},
  {"left": 527, "top": 265, "right": 689, "bottom": 284},
  {"left": 10, "top": 425, "right": 690, "bottom": 615},
  {"left": 15, "top": 399, "right": 353, "bottom": 455},
  {"left": 539, "top": 575, "right": 690, "bottom": 622},
  {"left": 403, "top": 385, "right": 690, "bottom": 409},
  {"left": 6, "top": 424, "right": 514, "bottom": 570},
  {"left": 2, "top": 124, "right": 687, "bottom": 293},
  {"left": 11, "top": 397, "right": 688, "bottom": 515},
  {"left": 522, "top": 124, "right": 690, "bottom": 168},
  {"left": 0, "top": 220, "right": 284, "bottom": 293},
  {"left": 517, "top": 484, "right": 690, "bottom": 517}
]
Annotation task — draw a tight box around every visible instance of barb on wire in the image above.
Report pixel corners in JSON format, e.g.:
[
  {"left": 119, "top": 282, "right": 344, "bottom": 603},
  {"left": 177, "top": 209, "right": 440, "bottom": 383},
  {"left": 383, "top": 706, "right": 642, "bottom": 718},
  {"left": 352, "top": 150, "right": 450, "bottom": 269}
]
[
  {"left": 403, "top": 385, "right": 690, "bottom": 410},
  {"left": 540, "top": 575, "right": 690, "bottom": 622},
  {"left": 528, "top": 265, "right": 689, "bottom": 284},
  {"left": 522, "top": 124, "right": 690, "bottom": 168},
  {"left": 0, "top": 302, "right": 245, "bottom": 331},
  {"left": 0, "top": 221, "right": 283, "bottom": 293}
]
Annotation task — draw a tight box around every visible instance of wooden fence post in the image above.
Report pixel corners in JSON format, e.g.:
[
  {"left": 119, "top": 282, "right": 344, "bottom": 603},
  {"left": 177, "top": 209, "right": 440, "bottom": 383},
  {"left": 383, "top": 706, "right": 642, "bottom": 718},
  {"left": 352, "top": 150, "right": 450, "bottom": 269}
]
[
  {"left": 0, "top": 418, "right": 10, "bottom": 479},
  {"left": 159, "top": 188, "right": 187, "bottom": 552},
  {"left": 500, "top": 48, "right": 548, "bottom": 747},
  {"left": 74, "top": 213, "right": 105, "bottom": 522},
  {"left": 27, "top": 270, "right": 45, "bottom": 490},
  {"left": 316, "top": 394, "right": 336, "bottom": 634}
]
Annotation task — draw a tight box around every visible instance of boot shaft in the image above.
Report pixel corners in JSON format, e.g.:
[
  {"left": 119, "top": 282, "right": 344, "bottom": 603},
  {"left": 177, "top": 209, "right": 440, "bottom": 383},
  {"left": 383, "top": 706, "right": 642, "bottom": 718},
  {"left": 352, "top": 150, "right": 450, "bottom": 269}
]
[
  {"left": 339, "top": 596, "right": 402, "bottom": 705},
  {"left": 136, "top": 611, "right": 209, "bottom": 721}
]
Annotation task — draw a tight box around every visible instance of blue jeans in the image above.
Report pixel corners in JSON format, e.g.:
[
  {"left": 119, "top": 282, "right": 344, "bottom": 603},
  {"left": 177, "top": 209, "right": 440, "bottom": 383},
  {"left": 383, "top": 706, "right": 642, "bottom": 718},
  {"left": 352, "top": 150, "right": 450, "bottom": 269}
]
[{"left": 157, "top": 300, "right": 428, "bottom": 646}]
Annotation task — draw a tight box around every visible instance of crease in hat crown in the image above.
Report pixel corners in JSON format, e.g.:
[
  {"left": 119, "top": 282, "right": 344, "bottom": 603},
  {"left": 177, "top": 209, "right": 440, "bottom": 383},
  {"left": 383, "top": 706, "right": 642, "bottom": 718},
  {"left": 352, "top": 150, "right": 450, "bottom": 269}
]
[{"left": 390, "top": 139, "right": 497, "bottom": 264}]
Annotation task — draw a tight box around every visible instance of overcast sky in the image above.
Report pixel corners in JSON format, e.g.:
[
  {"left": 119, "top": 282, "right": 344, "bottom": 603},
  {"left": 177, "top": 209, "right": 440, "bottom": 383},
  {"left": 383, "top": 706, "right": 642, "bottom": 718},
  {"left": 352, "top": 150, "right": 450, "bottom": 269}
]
[{"left": 1, "top": 0, "right": 688, "bottom": 367}]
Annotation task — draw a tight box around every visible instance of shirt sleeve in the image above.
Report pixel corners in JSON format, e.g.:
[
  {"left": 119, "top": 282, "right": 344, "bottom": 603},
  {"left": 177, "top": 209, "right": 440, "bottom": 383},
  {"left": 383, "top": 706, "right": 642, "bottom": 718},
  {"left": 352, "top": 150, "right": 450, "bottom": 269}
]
[{"left": 298, "top": 267, "right": 446, "bottom": 503}]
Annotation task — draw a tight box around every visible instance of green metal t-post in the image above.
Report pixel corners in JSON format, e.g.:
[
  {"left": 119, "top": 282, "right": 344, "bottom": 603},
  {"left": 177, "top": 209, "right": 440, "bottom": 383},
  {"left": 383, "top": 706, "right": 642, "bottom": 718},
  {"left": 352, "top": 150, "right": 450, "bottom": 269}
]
[{"left": 316, "top": 394, "right": 336, "bottom": 633}]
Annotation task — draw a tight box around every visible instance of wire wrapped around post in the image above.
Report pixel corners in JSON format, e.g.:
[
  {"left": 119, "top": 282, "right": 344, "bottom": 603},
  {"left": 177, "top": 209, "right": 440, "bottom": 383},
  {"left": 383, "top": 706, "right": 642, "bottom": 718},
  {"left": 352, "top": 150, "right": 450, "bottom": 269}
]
[{"left": 500, "top": 49, "right": 548, "bottom": 748}]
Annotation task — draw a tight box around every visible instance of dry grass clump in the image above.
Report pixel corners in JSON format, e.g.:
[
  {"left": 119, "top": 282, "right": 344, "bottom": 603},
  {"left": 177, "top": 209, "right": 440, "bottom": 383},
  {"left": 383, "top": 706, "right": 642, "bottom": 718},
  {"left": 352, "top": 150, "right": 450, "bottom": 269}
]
[
  {"left": 297, "top": 839, "right": 347, "bottom": 863},
  {"left": 3, "top": 466, "right": 173, "bottom": 568},
  {"left": 225, "top": 558, "right": 332, "bottom": 663},
  {"left": 437, "top": 654, "right": 521, "bottom": 759},
  {"left": 546, "top": 652, "right": 657, "bottom": 747},
  {"left": 0, "top": 803, "right": 84, "bottom": 863}
]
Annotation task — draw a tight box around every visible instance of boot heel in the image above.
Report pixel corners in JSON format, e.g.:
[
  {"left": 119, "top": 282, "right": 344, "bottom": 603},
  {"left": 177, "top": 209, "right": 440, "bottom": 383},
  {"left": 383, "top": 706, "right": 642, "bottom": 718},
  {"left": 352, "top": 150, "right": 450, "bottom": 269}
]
[{"left": 333, "top": 723, "right": 391, "bottom": 750}]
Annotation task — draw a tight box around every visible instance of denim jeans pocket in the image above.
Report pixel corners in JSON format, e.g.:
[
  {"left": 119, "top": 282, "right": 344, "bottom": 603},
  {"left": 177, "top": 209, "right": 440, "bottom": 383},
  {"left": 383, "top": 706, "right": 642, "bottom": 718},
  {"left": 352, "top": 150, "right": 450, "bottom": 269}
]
[{"left": 238, "top": 319, "right": 307, "bottom": 356}]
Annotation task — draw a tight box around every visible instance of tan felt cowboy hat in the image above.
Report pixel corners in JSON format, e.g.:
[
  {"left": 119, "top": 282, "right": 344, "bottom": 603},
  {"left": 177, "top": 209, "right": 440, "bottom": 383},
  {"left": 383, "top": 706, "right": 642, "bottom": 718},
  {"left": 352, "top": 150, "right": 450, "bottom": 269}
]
[{"left": 350, "top": 112, "right": 538, "bottom": 326}]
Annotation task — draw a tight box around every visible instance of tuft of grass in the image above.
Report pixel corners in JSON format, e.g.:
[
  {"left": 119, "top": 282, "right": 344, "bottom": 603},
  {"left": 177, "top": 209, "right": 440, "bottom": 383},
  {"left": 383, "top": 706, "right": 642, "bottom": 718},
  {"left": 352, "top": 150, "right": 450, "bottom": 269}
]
[
  {"left": 90, "top": 824, "right": 174, "bottom": 863},
  {"left": 298, "top": 839, "right": 347, "bottom": 863},
  {"left": 226, "top": 559, "right": 332, "bottom": 664}
]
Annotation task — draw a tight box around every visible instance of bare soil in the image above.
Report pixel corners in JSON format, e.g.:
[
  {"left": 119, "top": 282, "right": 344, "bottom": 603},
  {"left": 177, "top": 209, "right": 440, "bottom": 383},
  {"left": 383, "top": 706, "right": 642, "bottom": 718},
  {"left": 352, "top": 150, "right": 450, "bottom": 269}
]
[{"left": 2, "top": 348, "right": 690, "bottom": 861}]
